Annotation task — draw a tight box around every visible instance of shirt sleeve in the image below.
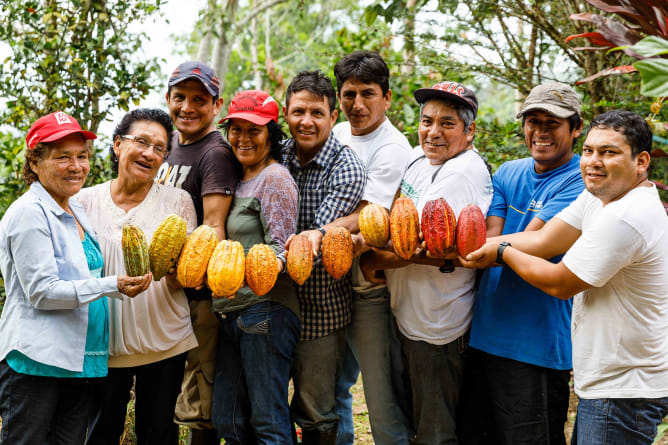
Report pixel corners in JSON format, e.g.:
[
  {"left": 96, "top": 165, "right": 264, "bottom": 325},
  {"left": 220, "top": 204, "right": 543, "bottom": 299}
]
[
  {"left": 363, "top": 144, "right": 410, "bottom": 210},
  {"left": 556, "top": 190, "right": 589, "bottom": 231},
  {"left": 312, "top": 150, "right": 367, "bottom": 228},
  {"left": 536, "top": 173, "right": 585, "bottom": 223},
  {"left": 200, "top": 145, "right": 240, "bottom": 197},
  {"left": 562, "top": 214, "right": 643, "bottom": 287},
  {"left": 256, "top": 167, "right": 299, "bottom": 264},
  {"left": 488, "top": 169, "right": 508, "bottom": 219},
  {"left": 7, "top": 205, "right": 121, "bottom": 310}
]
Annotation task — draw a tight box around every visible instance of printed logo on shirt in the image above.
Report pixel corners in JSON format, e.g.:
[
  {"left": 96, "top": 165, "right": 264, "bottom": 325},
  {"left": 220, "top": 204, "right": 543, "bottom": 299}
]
[
  {"left": 155, "top": 163, "right": 191, "bottom": 189},
  {"left": 400, "top": 180, "right": 419, "bottom": 200},
  {"left": 529, "top": 199, "right": 544, "bottom": 212}
]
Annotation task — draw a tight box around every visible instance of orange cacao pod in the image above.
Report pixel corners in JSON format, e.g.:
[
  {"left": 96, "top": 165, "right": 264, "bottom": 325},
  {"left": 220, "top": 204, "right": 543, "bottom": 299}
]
[
  {"left": 321, "top": 227, "right": 353, "bottom": 279},
  {"left": 245, "top": 244, "right": 280, "bottom": 297},
  {"left": 421, "top": 198, "right": 457, "bottom": 258},
  {"left": 122, "top": 224, "right": 150, "bottom": 276},
  {"left": 456, "top": 205, "right": 487, "bottom": 257},
  {"left": 359, "top": 203, "right": 390, "bottom": 248},
  {"left": 176, "top": 225, "right": 218, "bottom": 288},
  {"left": 207, "top": 240, "right": 245, "bottom": 298},
  {"left": 390, "top": 197, "right": 420, "bottom": 260},
  {"left": 287, "top": 234, "right": 313, "bottom": 285}
]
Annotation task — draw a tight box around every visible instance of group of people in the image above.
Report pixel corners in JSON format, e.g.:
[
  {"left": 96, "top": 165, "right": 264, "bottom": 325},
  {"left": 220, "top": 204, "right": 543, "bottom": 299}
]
[{"left": 0, "top": 50, "right": 666, "bottom": 445}]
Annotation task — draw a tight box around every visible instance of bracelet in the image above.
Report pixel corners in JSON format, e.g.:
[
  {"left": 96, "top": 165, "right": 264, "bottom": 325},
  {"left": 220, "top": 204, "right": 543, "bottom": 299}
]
[
  {"left": 439, "top": 260, "right": 455, "bottom": 273},
  {"left": 496, "top": 241, "right": 512, "bottom": 265},
  {"left": 317, "top": 227, "right": 326, "bottom": 236}
]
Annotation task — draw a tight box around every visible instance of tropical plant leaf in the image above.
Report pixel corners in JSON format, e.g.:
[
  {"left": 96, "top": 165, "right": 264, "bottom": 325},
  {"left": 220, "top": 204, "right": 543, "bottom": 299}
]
[
  {"left": 566, "top": 32, "right": 616, "bottom": 47},
  {"left": 627, "top": 36, "right": 668, "bottom": 58},
  {"left": 634, "top": 58, "right": 668, "bottom": 97},
  {"left": 575, "top": 65, "right": 638, "bottom": 84}
]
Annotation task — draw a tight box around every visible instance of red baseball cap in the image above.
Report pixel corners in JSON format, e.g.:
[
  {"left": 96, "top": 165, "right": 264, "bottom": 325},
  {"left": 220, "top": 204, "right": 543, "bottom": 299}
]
[
  {"left": 26, "top": 111, "right": 97, "bottom": 150},
  {"left": 219, "top": 90, "right": 279, "bottom": 126}
]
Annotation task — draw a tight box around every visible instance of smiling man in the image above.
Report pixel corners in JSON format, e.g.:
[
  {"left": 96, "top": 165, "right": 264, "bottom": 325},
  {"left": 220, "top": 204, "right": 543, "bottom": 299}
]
[
  {"left": 459, "top": 82, "right": 584, "bottom": 445},
  {"left": 460, "top": 110, "right": 668, "bottom": 444},
  {"left": 280, "top": 70, "right": 366, "bottom": 445},
  {"left": 155, "top": 61, "right": 240, "bottom": 445}
]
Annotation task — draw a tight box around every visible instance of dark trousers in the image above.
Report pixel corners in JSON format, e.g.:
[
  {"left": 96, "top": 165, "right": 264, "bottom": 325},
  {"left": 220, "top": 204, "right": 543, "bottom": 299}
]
[
  {"left": 86, "top": 352, "right": 187, "bottom": 445},
  {"left": 457, "top": 348, "right": 571, "bottom": 445},
  {"left": 0, "top": 360, "right": 96, "bottom": 445},
  {"left": 399, "top": 331, "right": 466, "bottom": 445}
]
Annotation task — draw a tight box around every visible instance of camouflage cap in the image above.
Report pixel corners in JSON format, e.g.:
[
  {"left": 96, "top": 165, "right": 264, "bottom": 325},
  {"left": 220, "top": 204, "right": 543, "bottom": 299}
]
[{"left": 516, "top": 82, "right": 581, "bottom": 119}]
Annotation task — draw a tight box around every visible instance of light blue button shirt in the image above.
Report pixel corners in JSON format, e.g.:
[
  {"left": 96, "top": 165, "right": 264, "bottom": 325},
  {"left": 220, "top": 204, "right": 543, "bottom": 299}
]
[{"left": 0, "top": 182, "right": 121, "bottom": 372}]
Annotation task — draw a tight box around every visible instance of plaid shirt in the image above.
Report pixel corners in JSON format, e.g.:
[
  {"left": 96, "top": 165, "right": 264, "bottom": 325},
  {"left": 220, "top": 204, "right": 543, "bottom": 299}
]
[{"left": 281, "top": 133, "right": 366, "bottom": 340}]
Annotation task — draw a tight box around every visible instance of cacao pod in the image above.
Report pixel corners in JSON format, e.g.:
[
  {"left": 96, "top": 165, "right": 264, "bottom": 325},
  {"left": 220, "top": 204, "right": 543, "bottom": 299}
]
[
  {"left": 245, "top": 244, "right": 280, "bottom": 296},
  {"left": 456, "top": 204, "right": 487, "bottom": 258},
  {"left": 287, "top": 234, "right": 313, "bottom": 285},
  {"left": 359, "top": 203, "right": 390, "bottom": 248},
  {"left": 177, "top": 225, "right": 218, "bottom": 288},
  {"left": 122, "top": 224, "right": 150, "bottom": 276},
  {"left": 390, "top": 197, "right": 420, "bottom": 260},
  {"left": 421, "top": 198, "right": 457, "bottom": 259},
  {"left": 149, "top": 214, "right": 187, "bottom": 281},
  {"left": 207, "top": 240, "right": 245, "bottom": 298},
  {"left": 322, "top": 226, "right": 353, "bottom": 279}
]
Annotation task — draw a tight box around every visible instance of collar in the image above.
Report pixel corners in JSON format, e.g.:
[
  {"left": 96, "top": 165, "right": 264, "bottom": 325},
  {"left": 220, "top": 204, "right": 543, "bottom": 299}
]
[
  {"left": 283, "top": 133, "right": 341, "bottom": 170},
  {"left": 30, "top": 182, "right": 67, "bottom": 216}
]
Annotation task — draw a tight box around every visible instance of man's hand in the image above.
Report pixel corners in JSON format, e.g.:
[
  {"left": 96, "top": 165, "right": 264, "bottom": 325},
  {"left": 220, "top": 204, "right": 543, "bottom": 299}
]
[
  {"left": 286, "top": 229, "right": 324, "bottom": 257},
  {"left": 118, "top": 273, "right": 153, "bottom": 297},
  {"left": 458, "top": 241, "right": 500, "bottom": 269},
  {"left": 352, "top": 232, "right": 371, "bottom": 258},
  {"left": 359, "top": 251, "right": 387, "bottom": 285},
  {"left": 165, "top": 267, "right": 182, "bottom": 290}
]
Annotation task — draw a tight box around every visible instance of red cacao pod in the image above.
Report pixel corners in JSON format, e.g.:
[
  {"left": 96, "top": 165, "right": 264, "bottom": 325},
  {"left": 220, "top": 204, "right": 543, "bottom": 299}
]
[
  {"left": 456, "top": 204, "right": 486, "bottom": 257},
  {"left": 322, "top": 226, "right": 354, "bottom": 279},
  {"left": 421, "top": 198, "right": 457, "bottom": 258},
  {"left": 390, "top": 197, "right": 420, "bottom": 261}
]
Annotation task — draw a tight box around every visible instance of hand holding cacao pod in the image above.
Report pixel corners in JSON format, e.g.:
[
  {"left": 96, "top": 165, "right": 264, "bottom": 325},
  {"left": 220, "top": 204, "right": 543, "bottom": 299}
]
[
  {"left": 118, "top": 273, "right": 153, "bottom": 298},
  {"left": 390, "top": 197, "right": 420, "bottom": 260},
  {"left": 321, "top": 226, "right": 354, "bottom": 279},
  {"left": 286, "top": 234, "right": 313, "bottom": 285},
  {"left": 456, "top": 204, "right": 487, "bottom": 258}
]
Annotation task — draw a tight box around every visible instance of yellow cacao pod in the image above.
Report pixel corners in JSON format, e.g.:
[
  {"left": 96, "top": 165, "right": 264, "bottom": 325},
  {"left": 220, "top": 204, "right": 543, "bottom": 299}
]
[
  {"left": 322, "top": 226, "right": 353, "bottom": 279},
  {"left": 207, "top": 240, "right": 245, "bottom": 298},
  {"left": 390, "top": 197, "right": 420, "bottom": 260},
  {"left": 359, "top": 203, "right": 390, "bottom": 248},
  {"left": 286, "top": 234, "right": 313, "bottom": 285},
  {"left": 149, "top": 214, "right": 187, "bottom": 281},
  {"left": 122, "top": 224, "right": 150, "bottom": 276},
  {"left": 245, "top": 244, "right": 280, "bottom": 297},
  {"left": 177, "top": 225, "right": 218, "bottom": 288}
]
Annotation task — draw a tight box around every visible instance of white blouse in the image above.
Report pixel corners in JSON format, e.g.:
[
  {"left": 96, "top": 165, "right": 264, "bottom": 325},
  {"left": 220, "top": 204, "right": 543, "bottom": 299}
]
[{"left": 77, "top": 181, "right": 198, "bottom": 367}]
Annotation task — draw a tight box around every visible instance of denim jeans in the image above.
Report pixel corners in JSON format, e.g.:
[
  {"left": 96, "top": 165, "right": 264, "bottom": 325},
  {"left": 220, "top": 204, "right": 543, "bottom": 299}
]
[
  {"left": 86, "top": 352, "right": 187, "bottom": 445},
  {"left": 572, "top": 397, "right": 668, "bottom": 445},
  {"left": 0, "top": 360, "right": 95, "bottom": 445},
  {"left": 211, "top": 301, "right": 300, "bottom": 445},
  {"left": 291, "top": 327, "right": 347, "bottom": 437},
  {"left": 335, "top": 289, "right": 413, "bottom": 445},
  {"left": 399, "top": 331, "right": 466, "bottom": 445}
]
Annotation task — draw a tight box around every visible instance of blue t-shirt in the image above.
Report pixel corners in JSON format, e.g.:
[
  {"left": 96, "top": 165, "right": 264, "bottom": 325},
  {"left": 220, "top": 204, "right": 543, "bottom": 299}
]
[
  {"left": 469, "top": 155, "right": 584, "bottom": 370},
  {"left": 7, "top": 232, "right": 109, "bottom": 377}
]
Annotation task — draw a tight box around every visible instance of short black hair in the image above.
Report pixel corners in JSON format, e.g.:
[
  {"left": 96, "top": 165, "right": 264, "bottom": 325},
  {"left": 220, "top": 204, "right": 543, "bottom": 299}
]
[
  {"left": 285, "top": 70, "right": 337, "bottom": 113},
  {"left": 220, "top": 119, "right": 286, "bottom": 162},
  {"left": 588, "top": 110, "right": 653, "bottom": 157},
  {"left": 109, "top": 108, "right": 174, "bottom": 173},
  {"left": 522, "top": 112, "right": 583, "bottom": 149},
  {"left": 334, "top": 51, "right": 390, "bottom": 95}
]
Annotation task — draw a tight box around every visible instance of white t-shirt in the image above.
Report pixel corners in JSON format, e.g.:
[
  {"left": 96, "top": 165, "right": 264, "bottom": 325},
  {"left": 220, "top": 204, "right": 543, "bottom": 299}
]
[
  {"left": 559, "top": 185, "right": 668, "bottom": 398},
  {"left": 333, "top": 118, "right": 413, "bottom": 293},
  {"left": 387, "top": 149, "right": 493, "bottom": 345},
  {"left": 77, "top": 181, "right": 199, "bottom": 367}
]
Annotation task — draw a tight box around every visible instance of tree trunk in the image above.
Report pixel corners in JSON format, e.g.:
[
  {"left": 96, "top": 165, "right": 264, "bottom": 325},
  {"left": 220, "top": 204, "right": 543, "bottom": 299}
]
[
  {"left": 212, "top": 0, "right": 239, "bottom": 94},
  {"left": 197, "top": 0, "right": 219, "bottom": 63}
]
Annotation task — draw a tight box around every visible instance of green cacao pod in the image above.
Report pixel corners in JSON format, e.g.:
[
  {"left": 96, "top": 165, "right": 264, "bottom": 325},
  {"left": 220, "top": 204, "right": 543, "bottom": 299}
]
[
  {"left": 122, "top": 224, "right": 150, "bottom": 276},
  {"left": 149, "top": 214, "right": 187, "bottom": 281}
]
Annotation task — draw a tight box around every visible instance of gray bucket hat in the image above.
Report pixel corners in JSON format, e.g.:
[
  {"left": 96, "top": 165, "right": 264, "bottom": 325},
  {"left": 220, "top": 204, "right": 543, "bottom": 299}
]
[{"left": 516, "top": 82, "right": 581, "bottom": 119}]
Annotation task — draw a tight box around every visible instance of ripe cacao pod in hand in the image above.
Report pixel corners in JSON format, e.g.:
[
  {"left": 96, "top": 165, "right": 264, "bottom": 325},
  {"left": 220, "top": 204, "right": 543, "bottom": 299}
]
[
  {"left": 177, "top": 225, "right": 218, "bottom": 288},
  {"left": 322, "top": 227, "right": 353, "bottom": 279},
  {"left": 390, "top": 197, "right": 420, "bottom": 260},
  {"left": 207, "top": 240, "right": 245, "bottom": 298},
  {"left": 149, "top": 214, "right": 187, "bottom": 281},
  {"left": 456, "top": 204, "right": 486, "bottom": 257},
  {"left": 122, "top": 224, "right": 150, "bottom": 276},
  {"left": 421, "top": 198, "right": 456, "bottom": 258},
  {"left": 245, "top": 244, "right": 280, "bottom": 297},
  {"left": 359, "top": 203, "right": 390, "bottom": 248},
  {"left": 287, "top": 234, "right": 313, "bottom": 285}
]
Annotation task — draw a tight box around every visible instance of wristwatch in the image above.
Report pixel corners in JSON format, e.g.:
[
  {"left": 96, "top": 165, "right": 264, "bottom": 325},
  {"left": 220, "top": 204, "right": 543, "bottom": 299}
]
[
  {"left": 439, "top": 260, "right": 455, "bottom": 273},
  {"left": 317, "top": 227, "right": 327, "bottom": 237},
  {"left": 496, "top": 241, "right": 512, "bottom": 265}
]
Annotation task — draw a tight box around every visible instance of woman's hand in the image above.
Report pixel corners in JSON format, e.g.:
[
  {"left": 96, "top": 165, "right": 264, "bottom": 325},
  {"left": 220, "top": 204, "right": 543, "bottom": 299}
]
[
  {"left": 165, "top": 267, "right": 182, "bottom": 290},
  {"left": 118, "top": 273, "right": 152, "bottom": 297}
]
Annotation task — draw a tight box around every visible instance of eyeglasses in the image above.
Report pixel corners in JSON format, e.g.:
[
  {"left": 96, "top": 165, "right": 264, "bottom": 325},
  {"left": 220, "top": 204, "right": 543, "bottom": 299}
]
[{"left": 120, "top": 135, "right": 168, "bottom": 157}]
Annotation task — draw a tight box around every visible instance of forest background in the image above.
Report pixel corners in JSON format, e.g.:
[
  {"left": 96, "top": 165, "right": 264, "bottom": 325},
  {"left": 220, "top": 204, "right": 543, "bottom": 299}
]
[{"left": 0, "top": 0, "right": 667, "bottom": 308}]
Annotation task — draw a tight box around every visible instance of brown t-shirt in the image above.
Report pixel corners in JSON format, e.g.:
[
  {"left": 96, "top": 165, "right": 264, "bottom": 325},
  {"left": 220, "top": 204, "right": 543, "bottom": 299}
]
[{"left": 155, "top": 130, "right": 240, "bottom": 226}]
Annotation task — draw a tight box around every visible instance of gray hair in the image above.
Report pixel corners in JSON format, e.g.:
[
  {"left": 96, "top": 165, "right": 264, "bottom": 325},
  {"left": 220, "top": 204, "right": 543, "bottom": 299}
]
[{"left": 419, "top": 98, "right": 475, "bottom": 132}]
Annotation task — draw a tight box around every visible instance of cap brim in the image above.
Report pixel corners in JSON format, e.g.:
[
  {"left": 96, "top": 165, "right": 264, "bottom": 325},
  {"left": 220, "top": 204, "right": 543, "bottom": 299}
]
[
  {"left": 413, "top": 88, "right": 477, "bottom": 116},
  {"left": 168, "top": 74, "right": 218, "bottom": 97},
  {"left": 40, "top": 129, "right": 97, "bottom": 145},
  {"left": 219, "top": 112, "right": 275, "bottom": 126},
  {"left": 516, "top": 104, "right": 576, "bottom": 120}
]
